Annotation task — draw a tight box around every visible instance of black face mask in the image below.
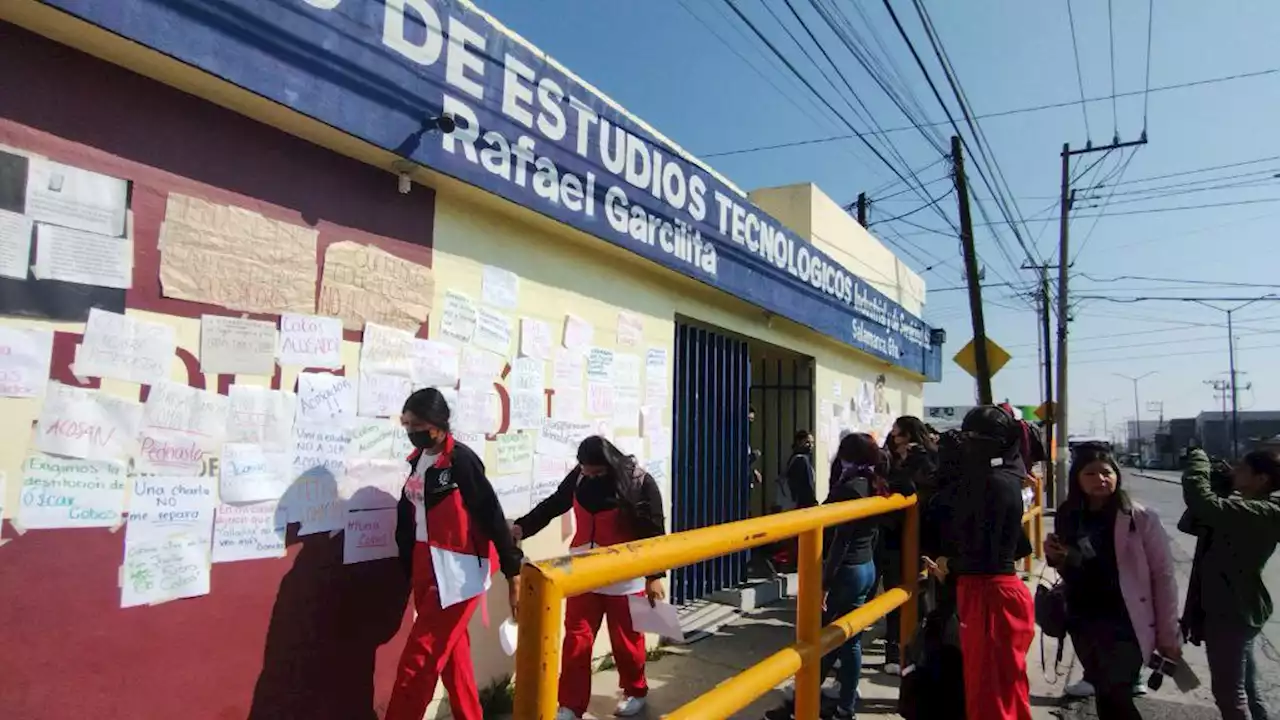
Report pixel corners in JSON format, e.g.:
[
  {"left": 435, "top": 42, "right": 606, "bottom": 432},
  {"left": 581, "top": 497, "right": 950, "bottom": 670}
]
[{"left": 408, "top": 430, "right": 439, "bottom": 450}]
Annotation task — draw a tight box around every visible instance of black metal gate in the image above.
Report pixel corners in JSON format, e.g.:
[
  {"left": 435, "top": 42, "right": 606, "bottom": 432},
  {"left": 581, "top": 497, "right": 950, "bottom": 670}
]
[
  {"left": 750, "top": 357, "right": 815, "bottom": 517},
  {"left": 671, "top": 321, "right": 750, "bottom": 605}
]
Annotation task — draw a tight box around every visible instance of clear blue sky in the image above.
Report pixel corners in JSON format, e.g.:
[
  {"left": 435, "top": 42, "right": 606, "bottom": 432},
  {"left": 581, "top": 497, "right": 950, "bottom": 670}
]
[{"left": 472, "top": 0, "right": 1280, "bottom": 437}]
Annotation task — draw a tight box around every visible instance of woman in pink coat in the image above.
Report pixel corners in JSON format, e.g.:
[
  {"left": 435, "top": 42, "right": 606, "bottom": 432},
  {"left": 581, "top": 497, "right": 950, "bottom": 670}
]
[{"left": 1045, "top": 444, "right": 1180, "bottom": 720}]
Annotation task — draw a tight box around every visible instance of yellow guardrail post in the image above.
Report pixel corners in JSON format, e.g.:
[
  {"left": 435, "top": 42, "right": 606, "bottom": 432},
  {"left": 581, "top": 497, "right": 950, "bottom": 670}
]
[
  {"left": 898, "top": 500, "right": 920, "bottom": 652},
  {"left": 793, "top": 526, "right": 824, "bottom": 720},
  {"left": 1034, "top": 475, "right": 1045, "bottom": 558},
  {"left": 512, "top": 563, "right": 564, "bottom": 720}
]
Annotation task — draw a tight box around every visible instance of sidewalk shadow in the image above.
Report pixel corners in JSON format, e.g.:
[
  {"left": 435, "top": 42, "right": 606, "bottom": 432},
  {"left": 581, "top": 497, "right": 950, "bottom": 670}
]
[{"left": 248, "top": 472, "right": 410, "bottom": 720}]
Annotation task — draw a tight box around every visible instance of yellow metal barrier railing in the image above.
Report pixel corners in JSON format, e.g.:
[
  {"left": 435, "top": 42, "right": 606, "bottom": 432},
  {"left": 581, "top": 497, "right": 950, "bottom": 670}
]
[
  {"left": 1022, "top": 474, "right": 1045, "bottom": 573},
  {"left": 513, "top": 493, "right": 919, "bottom": 720}
]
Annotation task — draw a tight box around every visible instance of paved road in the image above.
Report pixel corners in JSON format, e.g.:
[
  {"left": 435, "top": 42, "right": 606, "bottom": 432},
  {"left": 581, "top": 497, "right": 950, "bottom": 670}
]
[{"left": 1055, "top": 469, "right": 1280, "bottom": 719}]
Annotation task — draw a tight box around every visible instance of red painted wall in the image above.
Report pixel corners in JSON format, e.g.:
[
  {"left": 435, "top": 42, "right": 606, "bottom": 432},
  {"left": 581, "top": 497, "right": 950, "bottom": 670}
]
[{"left": 0, "top": 22, "right": 435, "bottom": 719}]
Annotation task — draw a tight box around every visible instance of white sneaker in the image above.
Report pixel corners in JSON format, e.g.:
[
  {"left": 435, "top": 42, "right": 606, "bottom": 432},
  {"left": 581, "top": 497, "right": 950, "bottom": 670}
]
[
  {"left": 884, "top": 662, "right": 901, "bottom": 675},
  {"left": 821, "top": 681, "right": 841, "bottom": 699},
  {"left": 1064, "top": 680, "right": 1096, "bottom": 698},
  {"left": 615, "top": 695, "right": 647, "bottom": 717},
  {"left": 555, "top": 707, "right": 581, "bottom": 720}
]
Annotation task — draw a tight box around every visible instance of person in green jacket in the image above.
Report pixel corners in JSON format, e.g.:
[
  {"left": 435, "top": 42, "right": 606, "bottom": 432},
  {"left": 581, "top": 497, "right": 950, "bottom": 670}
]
[{"left": 1181, "top": 447, "right": 1280, "bottom": 720}]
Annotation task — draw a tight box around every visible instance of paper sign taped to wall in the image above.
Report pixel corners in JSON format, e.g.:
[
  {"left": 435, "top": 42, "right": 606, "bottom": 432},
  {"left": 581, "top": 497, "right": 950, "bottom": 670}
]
[
  {"left": 76, "top": 308, "right": 175, "bottom": 386},
  {"left": 343, "top": 508, "right": 399, "bottom": 564},
  {"left": 200, "top": 315, "right": 277, "bottom": 376},
  {"left": 25, "top": 156, "right": 128, "bottom": 237},
  {"left": 613, "top": 353, "right": 641, "bottom": 389},
  {"left": 508, "top": 357, "right": 544, "bottom": 394},
  {"left": 551, "top": 388, "right": 584, "bottom": 422},
  {"left": 361, "top": 322, "right": 414, "bottom": 377},
  {"left": 553, "top": 347, "right": 585, "bottom": 389},
  {"left": 358, "top": 372, "right": 412, "bottom": 419},
  {"left": 0, "top": 326, "right": 53, "bottom": 398},
  {"left": 481, "top": 265, "right": 519, "bottom": 309},
  {"left": 33, "top": 223, "right": 133, "bottom": 289},
  {"left": 158, "top": 192, "right": 317, "bottom": 315},
  {"left": 341, "top": 458, "right": 404, "bottom": 511},
  {"left": 121, "top": 533, "right": 211, "bottom": 609},
  {"left": 531, "top": 454, "right": 574, "bottom": 505},
  {"left": 586, "top": 347, "right": 614, "bottom": 383},
  {"left": 474, "top": 307, "right": 513, "bottom": 355},
  {"left": 460, "top": 346, "right": 504, "bottom": 386},
  {"left": 139, "top": 381, "right": 228, "bottom": 474},
  {"left": 18, "top": 455, "right": 126, "bottom": 529},
  {"left": 613, "top": 387, "right": 641, "bottom": 431},
  {"left": 0, "top": 208, "right": 33, "bottom": 280},
  {"left": 510, "top": 390, "right": 544, "bottom": 431},
  {"left": 297, "top": 372, "right": 355, "bottom": 421},
  {"left": 290, "top": 421, "right": 350, "bottom": 535},
  {"left": 538, "top": 420, "right": 591, "bottom": 459},
  {"left": 221, "top": 443, "right": 290, "bottom": 503},
  {"left": 277, "top": 313, "right": 344, "bottom": 369},
  {"left": 586, "top": 382, "right": 615, "bottom": 417},
  {"left": 411, "top": 338, "right": 459, "bottom": 388},
  {"left": 440, "top": 291, "right": 477, "bottom": 344},
  {"left": 453, "top": 387, "right": 498, "bottom": 435},
  {"left": 126, "top": 476, "right": 218, "bottom": 545},
  {"left": 347, "top": 419, "right": 403, "bottom": 461},
  {"left": 495, "top": 432, "right": 535, "bottom": 476},
  {"left": 35, "top": 381, "right": 142, "bottom": 461},
  {"left": 563, "top": 314, "right": 593, "bottom": 351},
  {"left": 227, "top": 385, "right": 296, "bottom": 449},
  {"left": 520, "top": 317, "right": 552, "bottom": 360},
  {"left": 319, "top": 241, "right": 433, "bottom": 332},
  {"left": 212, "top": 501, "right": 287, "bottom": 563},
  {"left": 617, "top": 312, "right": 644, "bottom": 347},
  {"left": 493, "top": 472, "right": 534, "bottom": 520}
]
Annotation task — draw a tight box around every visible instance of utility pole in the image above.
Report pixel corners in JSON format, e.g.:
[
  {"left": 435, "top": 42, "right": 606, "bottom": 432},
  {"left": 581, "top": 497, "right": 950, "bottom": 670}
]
[
  {"left": 1055, "top": 135, "right": 1148, "bottom": 500},
  {"left": 1093, "top": 398, "right": 1118, "bottom": 443},
  {"left": 1205, "top": 379, "right": 1231, "bottom": 456},
  {"left": 856, "top": 192, "right": 868, "bottom": 226},
  {"left": 953, "top": 135, "right": 992, "bottom": 404},
  {"left": 1116, "top": 372, "right": 1156, "bottom": 460},
  {"left": 1023, "top": 262, "right": 1056, "bottom": 503}
]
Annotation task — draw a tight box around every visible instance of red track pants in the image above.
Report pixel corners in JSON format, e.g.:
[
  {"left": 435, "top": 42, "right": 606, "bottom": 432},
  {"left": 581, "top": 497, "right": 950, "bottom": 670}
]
[
  {"left": 559, "top": 592, "right": 649, "bottom": 716},
  {"left": 957, "top": 574, "right": 1036, "bottom": 720},
  {"left": 385, "top": 543, "right": 483, "bottom": 720}
]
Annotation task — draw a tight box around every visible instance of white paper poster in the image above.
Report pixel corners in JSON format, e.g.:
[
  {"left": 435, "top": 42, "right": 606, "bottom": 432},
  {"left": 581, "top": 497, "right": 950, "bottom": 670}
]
[
  {"left": 358, "top": 372, "right": 412, "bottom": 418},
  {"left": 344, "top": 508, "right": 399, "bottom": 564},
  {"left": 586, "top": 347, "right": 614, "bottom": 383},
  {"left": 361, "top": 322, "right": 414, "bottom": 377},
  {"left": 481, "top": 265, "right": 520, "bottom": 308},
  {"left": 227, "top": 385, "right": 295, "bottom": 449},
  {"left": 475, "top": 307, "right": 513, "bottom": 355},
  {"left": 617, "top": 312, "right": 644, "bottom": 347},
  {"left": 212, "top": 501, "right": 287, "bottom": 563},
  {"left": 563, "top": 314, "right": 593, "bottom": 351},
  {"left": 532, "top": 454, "right": 572, "bottom": 505},
  {"left": 0, "top": 208, "right": 33, "bottom": 279},
  {"left": 33, "top": 223, "right": 132, "bottom": 289},
  {"left": 200, "top": 315, "right": 277, "bottom": 376},
  {"left": 221, "top": 443, "right": 289, "bottom": 503},
  {"left": 121, "top": 534, "right": 211, "bottom": 609},
  {"left": 616, "top": 436, "right": 644, "bottom": 463},
  {"left": 454, "top": 431, "right": 488, "bottom": 460},
  {"left": 35, "top": 382, "right": 142, "bottom": 462},
  {"left": 347, "top": 419, "right": 401, "bottom": 461},
  {"left": 297, "top": 372, "right": 355, "bottom": 421},
  {"left": 510, "top": 390, "right": 544, "bottom": 431},
  {"left": 645, "top": 348, "right": 669, "bottom": 403},
  {"left": 553, "top": 347, "right": 585, "bottom": 388},
  {"left": 454, "top": 386, "right": 497, "bottom": 434},
  {"left": 649, "top": 431, "right": 672, "bottom": 463},
  {"left": 138, "top": 382, "right": 227, "bottom": 474},
  {"left": 411, "top": 338, "right": 459, "bottom": 388},
  {"left": 292, "top": 470, "right": 346, "bottom": 536},
  {"left": 586, "top": 382, "right": 615, "bottom": 417},
  {"left": 292, "top": 421, "right": 350, "bottom": 481},
  {"left": 613, "top": 387, "right": 641, "bottom": 430},
  {"left": 0, "top": 326, "right": 53, "bottom": 398},
  {"left": 126, "top": 476, "right": 218, "bottom": 544},
  {"left": 440, "top": 290, "right": 478, "bottom": 343},
  {"left": 76, "top": 309, "right": 175, "bottom": 386},
  {"left": 613, "top": 353, "right": 642, "bottom": 389},
  {"left": 460, "top": 346, "right": 505, "bottom": 386},
  {"left": 277, "top": 313, "right": 343, "bottom": 369},
  {"left": 496, "top": 432, "right": 536, "bottom": 476},
  {"left": 25, "top": 156, "right": 128, "bottom": 237},
  {"left": 551, "top": 388, "right": 584, "bottom": 421},
  {"left": 520, "top": 317, "right": 553, "bottom": 360},
  {"left": 17, "top": 455, "right": 126, "bottom": 529},
  {"left": 641, "top": 406, "right": 664, "bottom": 438},
  {"left": 538, "top": 420, "right": 592, "bottom": 458},
  {"left": 341, "top": 458, "right": 404, "bottom": 511},
  {"left": 493, "top": 473, "right": 533, "bottom": 519}
]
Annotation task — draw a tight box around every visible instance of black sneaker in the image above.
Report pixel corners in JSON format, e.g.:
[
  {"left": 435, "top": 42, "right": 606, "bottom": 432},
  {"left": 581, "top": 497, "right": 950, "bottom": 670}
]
[{"left": 763, "top": 702, "right": 794, "bottom": 720}]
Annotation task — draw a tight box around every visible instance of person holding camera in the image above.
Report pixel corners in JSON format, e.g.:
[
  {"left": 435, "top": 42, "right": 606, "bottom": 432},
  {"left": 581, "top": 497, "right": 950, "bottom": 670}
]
[
  {"left": 1180, "top": 447, "right": 1280, "bottom": 720},
  {"left": 1045, "top": 445, "right": 1180, "bottom": 720}
]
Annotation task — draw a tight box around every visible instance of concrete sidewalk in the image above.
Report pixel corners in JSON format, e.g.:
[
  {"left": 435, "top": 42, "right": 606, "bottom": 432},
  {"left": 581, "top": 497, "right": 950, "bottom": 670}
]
[{"left": 581, "top": 564, "right": 1220, "bottom": 719}]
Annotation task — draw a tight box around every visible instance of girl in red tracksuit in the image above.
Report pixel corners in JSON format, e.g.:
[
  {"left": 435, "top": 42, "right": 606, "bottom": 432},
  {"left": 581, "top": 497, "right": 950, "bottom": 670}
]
[
  {"left": 512, "top": 435, "right": 666, "bottom": 720},
  {"left": 385, "top": 388, "right": 524, "bottom": 720}
]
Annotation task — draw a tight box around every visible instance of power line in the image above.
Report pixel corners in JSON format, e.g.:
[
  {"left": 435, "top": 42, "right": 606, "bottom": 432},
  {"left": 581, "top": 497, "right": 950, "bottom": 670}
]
[
  {"left": 1077, "top": 273, "right": 1280, "bottom": 289},
  {"left": 1066, "top": 0, "right": 1092, "bottom": 140},
  {"left": 896, "top": 196, "right": 1280, "bottom": 234},
  {"left": 1005, "top": 341, "right": 1280, "bottom": 369},
  {"left": 1142, "top": 0, "right": 1155, "bottom": 130},
  {"left": 1073, "top": 146, "right": 1140, "bottom": 262},
  {"left": 701, "top": 67, "right": 1280, "bottom": 158},
  {"left": 1106, "top": 0, "right": 1119, "bottom": 135},
  {"left": 869, "top": 187, "right": 955, "bottom": 225}
]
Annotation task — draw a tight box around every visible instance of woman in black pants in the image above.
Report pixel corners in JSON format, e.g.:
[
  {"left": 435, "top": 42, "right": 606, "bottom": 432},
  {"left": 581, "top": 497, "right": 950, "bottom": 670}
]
[{"left": 878, "top": 415, "right": 936, "bottom": 673}]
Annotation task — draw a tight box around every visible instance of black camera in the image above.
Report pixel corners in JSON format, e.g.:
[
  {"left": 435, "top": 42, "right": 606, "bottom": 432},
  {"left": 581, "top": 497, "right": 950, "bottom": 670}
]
[{"left": 1146, "top": 652, "right": 1178, "bottom": 690}]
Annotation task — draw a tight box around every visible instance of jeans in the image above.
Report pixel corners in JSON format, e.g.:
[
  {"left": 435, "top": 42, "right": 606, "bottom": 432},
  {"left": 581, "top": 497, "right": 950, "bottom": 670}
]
[
  {"left": 1071, "top": 616, "right": 1143, "bottom": 720},
  {"left": 819, "top": 561, "right": 877, "bottom": 713},
  {"left": 1204, "top": 619, "right": 1271, "bottom": 720}
]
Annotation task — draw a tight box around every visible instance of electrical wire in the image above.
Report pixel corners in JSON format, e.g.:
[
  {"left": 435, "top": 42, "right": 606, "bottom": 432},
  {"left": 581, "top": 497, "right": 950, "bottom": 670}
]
[
  {"left": 1066, "top": 0, "right": 1092, "bottom": 140},
  {"left": 1073, "top": 146, "right": 1141, "bottom": 263},
  {"left": 869, "top": 187, "right": 955, "bottom": 226},
  {"left": 1107, "top": 0, "right": 1119, "bottom": 135},
  {"left": 1142, "top": 0, "right": 1155, "bottom": 130},
  {"left": 700, "top": 67, "right": 1280, "bottom": 158}
]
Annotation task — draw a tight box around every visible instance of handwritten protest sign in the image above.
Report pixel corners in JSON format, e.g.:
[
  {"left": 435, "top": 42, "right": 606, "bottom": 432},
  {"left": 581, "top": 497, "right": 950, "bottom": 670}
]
[
  {"left": 551, "top": 388, "right": 584, "bottom": 422},
  {"left": 347, "top": 419, "right": 401, "bottom": 461},
  {"left": 200, "top": 315, "right": 276, "bottom": 376},
  {"left": 613, "top": 387, "right": 641, "bottom": 431},
  {"left": 221, "top": 443, "right": 289, "bottom": 503},
  {"left": 617, "top": 312, "right": 644, "bottom": 347},
  {"left": 646, "top": 348, "right": 669, "bottom": 404},
  {"left": 440, "top": 290, "right": 477, "bottom": 343},
  {"left": 411, "top": 338, "right": 459, "bottom": 388},
  {"left": 510, "top": 390, "right": 544, "bottom": 431},
  {"left": 212, "top": 501, "right": 287, "bottom": 563},
  {"left": 319, "top": 241, "right": 433, "bottom": 331},
  {"left": 613, "top": 353, "right": 642, "bottom": 389},
  {"left": 360, "top": 322, "right": 414, "bottom": 376},
  {"left": 76, "top": 309, "right": 175, "bottom": 385},
  {"left": 277, "top": 313, "right": 343, "bottom": 368},
  {"left": 138, "top": 382, "right": 227, "bottom": 473},
  {"left": 493, "top": 472, "right": 533, "bottom": 519},
  {"left": 553, "top": 347, "right": 585, "bottom": 388},
  {"left": 475, "top": 308, "right": 513, "bottom": 355},
  {"left": 126, "top": 476, "right": 217, "bottom": 544},
  {"left": 460, "top": 346, "right": 505, "bottom": 386},
  {"left": 482, "top": 265, "right": 520, "bottom": 308},
  {"left": 36, "top": 382, "right": 142, "bottom": 462},
  {"left": 586, "top": 382, "right": 615, "bottom": 417},
  {"left": 227, "top": 385, "right": 295, "bottom": 449},
  {"left": 538, "top": 420, "right": 592, "bottom": 459},
  {"left": 17, "top": 455, "right": 127, "bottom": 529},
  {"left": 343, "top": 508, "right": 399, "bottom": 564},
  {"left": 532, "top": 454, "right": 574, "bottom": 505},
  {"left": 358, "top": 372, "right": 412, "bottom": 418},
  {"left": 0, "top": 326, "right": 53, "bottom": 398},
  {"left": 297, "top": 372, "right": 355, "bottom": 421},
  {"left": 290, "top": 421, "right": 350, "bottom": 534},
  {"left": 341, "top": 458, "right": 404, "bottom": 511},
  {"left": 520, "top": 317, "right": 553, "bottom": 360},
  {"left": 586, "top": 347, "right": 614, "bottom": 383},
  {"left": 121, "top": 534, "right": 211, "bottom": 609},
  {"left": 563, "top": 314, "right": 593, "bottom": 351},
  {"left": 496, "top": 432, "right": 535, "bottom": 476}
]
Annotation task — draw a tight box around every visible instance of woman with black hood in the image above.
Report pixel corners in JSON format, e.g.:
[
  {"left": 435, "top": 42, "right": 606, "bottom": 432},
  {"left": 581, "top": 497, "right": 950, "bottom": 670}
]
[
  {"left": 923, "top": 405, "right": 1035, "bottom": 720},
  {"left": 386, "top": 388, "right": 524, "bottom": 720},
  {"left": 511, "top": 435, "right": 666, "bottom": 720}
]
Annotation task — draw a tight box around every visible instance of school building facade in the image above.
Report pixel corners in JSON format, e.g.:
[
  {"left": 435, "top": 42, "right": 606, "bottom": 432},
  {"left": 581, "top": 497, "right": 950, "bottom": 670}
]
[{"left": 0, "top": 1, "right": 943, "bottom": 717}]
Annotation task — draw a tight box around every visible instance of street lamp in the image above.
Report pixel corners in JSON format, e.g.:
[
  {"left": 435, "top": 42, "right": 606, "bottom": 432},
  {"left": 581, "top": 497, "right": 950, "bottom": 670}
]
[
  {"left": 1192, "top": 294, "right": 1277, "bottom": 458},
  {"left": 1092, "top": 398, "right": 1119, "bottom": 445},
  {"left": 1114, "top": 372, "right": 1156, "bottom": 459}
]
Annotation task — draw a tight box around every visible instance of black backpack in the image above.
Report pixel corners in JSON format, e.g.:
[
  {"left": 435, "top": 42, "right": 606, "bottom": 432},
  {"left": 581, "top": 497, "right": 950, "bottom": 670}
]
[{"left": 898, "top": 602, "right": 965, "bottom": 719}]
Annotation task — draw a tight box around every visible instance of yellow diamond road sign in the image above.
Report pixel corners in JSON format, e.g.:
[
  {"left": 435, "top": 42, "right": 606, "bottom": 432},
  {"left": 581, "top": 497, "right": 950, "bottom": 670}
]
[{"left": 953, "top": 337, "right": 1012, "bottom": 379}]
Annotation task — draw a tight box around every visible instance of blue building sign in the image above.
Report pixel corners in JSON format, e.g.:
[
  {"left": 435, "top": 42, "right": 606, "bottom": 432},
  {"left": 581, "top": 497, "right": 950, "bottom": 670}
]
[{"left": 39, "top": 0, "right": 943, "bottom": 379}]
